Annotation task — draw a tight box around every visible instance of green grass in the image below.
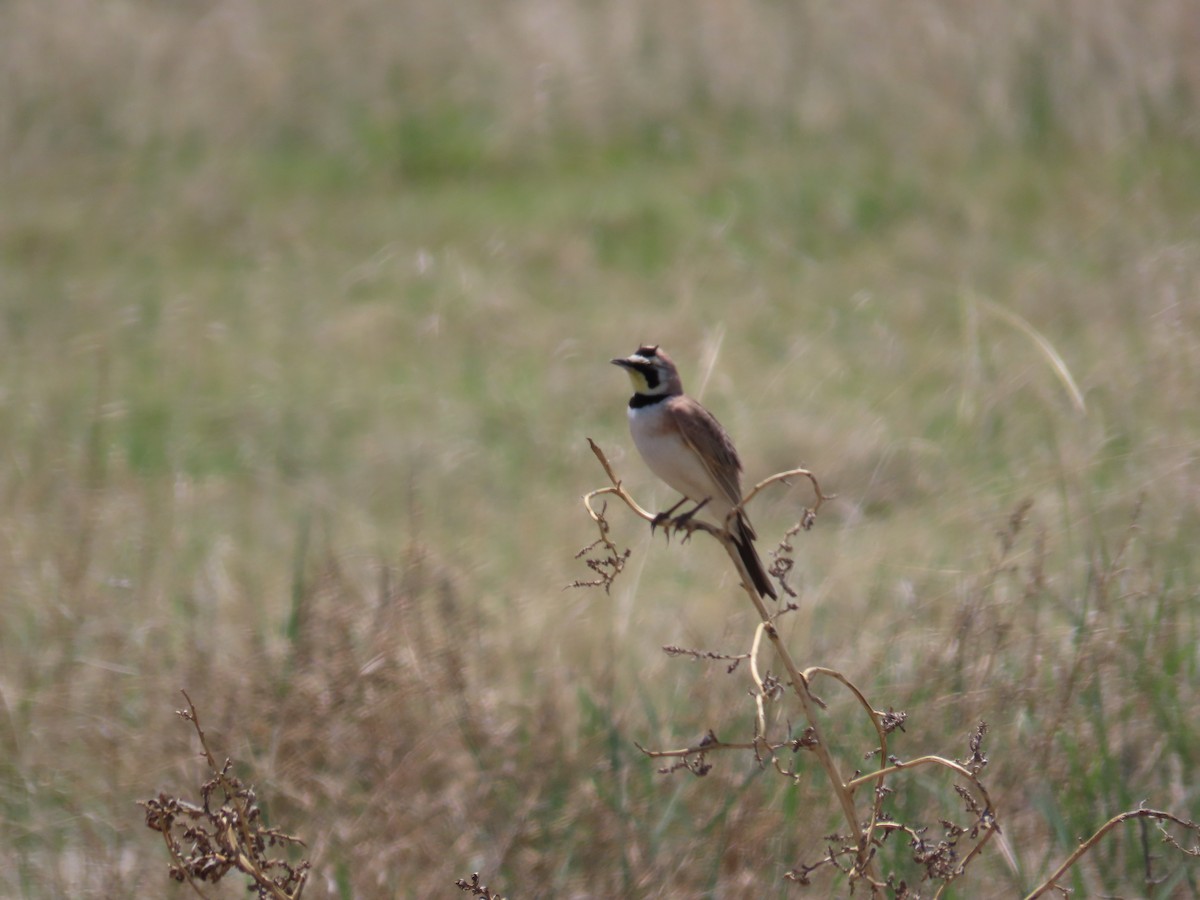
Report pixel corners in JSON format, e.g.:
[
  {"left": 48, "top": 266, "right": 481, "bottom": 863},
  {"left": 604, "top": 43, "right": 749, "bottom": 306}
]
[
  {"left": 2, "top": 1, "right": 1200, "bottom": 897},
  {"left": 4, "top": 138, "right": 1200, "bottom": 897}
]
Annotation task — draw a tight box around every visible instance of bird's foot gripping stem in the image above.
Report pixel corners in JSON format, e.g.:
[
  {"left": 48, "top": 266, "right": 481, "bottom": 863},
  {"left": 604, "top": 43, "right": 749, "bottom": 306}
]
[{"left": 650, "top": 497, "right": 711, "bottom": 543}]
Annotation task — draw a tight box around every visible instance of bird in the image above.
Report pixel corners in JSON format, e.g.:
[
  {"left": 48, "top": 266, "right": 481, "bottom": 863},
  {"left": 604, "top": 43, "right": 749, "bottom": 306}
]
[{"left": 611, "top": 344, "right": 777, "bottom": 600}]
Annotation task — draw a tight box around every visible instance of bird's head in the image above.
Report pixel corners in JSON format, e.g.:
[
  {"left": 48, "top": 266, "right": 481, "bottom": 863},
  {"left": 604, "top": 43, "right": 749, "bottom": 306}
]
[{"left": 611, "top": 344, "right": 682, "bottom": 396}]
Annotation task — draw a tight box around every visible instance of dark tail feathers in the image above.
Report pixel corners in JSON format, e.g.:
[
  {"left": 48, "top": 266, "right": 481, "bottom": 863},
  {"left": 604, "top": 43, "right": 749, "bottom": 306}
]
[{"left": 733, "top": 515, "right": 777, "bottom": 600}]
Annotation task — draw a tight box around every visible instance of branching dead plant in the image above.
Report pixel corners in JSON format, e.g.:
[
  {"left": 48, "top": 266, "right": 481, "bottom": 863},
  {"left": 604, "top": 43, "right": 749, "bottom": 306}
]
[
  {"left": 574, "top": 439, "right": 1200, "bottom": 897},
  {"left": 455, "top": 871, "right": 508, "bottom": 899},
  {"left": 140, "top": 691, "right": 310, "bottom": 900}
]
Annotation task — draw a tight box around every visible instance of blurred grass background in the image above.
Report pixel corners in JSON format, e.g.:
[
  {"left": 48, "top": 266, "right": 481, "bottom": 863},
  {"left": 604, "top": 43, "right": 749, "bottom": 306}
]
[{"left": 2, "top": 0, "right": 1199, "bottom": 896}]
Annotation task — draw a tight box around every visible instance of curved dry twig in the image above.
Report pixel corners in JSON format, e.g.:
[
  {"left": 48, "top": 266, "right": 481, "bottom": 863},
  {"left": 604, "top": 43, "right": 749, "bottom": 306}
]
[
  {"left": 735, "top": 466, "right": 835, "bottom": 522},
  {"left": 1024, "top": 807, "right": 1199, "bottom": 899},
  {"left": 804, "top": 666, "right": 890, "bottom": 755},
  {"left": 804, "top": 665, "right": 897, "bottom": 871},
  {"left": 583, "top": 438, "right": 656, "bottom": 522},
  {"left": 748, "top": 623, "right": 770, "bottom": 750},
  {"left": 635, "top": 737, "right": 759, "bottom": 758},
  {"left": 846, "top": 755, "right": 992, "bottom": 805}
]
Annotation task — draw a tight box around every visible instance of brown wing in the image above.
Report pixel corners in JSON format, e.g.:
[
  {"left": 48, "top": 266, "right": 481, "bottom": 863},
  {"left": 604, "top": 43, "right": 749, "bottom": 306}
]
[{"left": 668, "top": 395, "right": 746, "bottom": 512}]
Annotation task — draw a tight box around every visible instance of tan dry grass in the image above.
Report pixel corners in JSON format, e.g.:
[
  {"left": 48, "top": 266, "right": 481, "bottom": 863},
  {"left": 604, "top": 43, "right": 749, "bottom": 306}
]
[{"left": 2, "top": 0, "right": 1198, "bottom": 171}]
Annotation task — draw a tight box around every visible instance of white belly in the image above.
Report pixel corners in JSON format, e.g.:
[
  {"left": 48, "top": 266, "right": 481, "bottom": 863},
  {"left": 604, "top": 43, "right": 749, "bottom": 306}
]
[{"left": 627, "top": 403, "right": 735, "bottom": 522}]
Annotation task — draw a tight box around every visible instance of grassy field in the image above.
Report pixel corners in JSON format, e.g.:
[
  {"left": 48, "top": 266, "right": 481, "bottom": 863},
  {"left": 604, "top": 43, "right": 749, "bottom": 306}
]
[{"left": 2, "top": 0, "right": 1199, "bottom": 897}]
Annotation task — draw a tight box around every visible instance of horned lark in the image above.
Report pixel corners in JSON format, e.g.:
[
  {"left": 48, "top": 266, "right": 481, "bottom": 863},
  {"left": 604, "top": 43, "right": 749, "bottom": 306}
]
[{"left": 611, "top": 344, "right": 777, "bottom": 600}]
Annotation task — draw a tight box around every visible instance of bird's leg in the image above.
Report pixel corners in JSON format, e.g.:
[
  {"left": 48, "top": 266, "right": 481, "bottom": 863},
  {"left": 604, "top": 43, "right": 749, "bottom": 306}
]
[
  {"left": 670, "top": 497, "right": 711, "bottom": 543},
  {"left": 650, "top": 496, "right": 692, "bottom": 541}
]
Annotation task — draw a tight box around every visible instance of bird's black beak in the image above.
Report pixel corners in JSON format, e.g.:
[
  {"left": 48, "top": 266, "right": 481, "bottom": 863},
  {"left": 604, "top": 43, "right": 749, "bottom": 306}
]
[{"left": 611, "top": 357, "right": 634, "bottom": 369}]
